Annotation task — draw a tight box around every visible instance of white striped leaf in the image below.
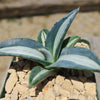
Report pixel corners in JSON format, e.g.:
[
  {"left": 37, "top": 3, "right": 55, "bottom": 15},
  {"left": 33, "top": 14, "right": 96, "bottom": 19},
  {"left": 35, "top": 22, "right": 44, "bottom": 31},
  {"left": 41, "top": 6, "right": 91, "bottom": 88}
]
[
  {"left": 0, "top": 38, "right": 43, "bottom": 49},
  {"left": 47, "top": 47, "right": 100, "bottom": 72},
  {"left": 37, "top": 29, "right": 49, "bottom": 47},
  {"left": 0, "top": 38, "right": 53, "bottom": 63},
  {"left": 29, "top": 66, "right": 54, "bottom": 88},
  {"left": 62, "top": 36, "right": 80, "bottom": 49},
  {"left": 0, "top": 46, "right": 51, "bottom": 66},
  {"left": 45, "top": 8, "right": 79, "bottom": 61}
]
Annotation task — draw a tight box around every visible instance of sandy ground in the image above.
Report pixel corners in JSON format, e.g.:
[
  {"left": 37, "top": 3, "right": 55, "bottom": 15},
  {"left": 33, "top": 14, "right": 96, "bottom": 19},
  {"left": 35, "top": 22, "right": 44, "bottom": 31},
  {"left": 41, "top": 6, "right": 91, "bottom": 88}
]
[{"left": 0, "top": 11, "right": 100, "bottom": 42}]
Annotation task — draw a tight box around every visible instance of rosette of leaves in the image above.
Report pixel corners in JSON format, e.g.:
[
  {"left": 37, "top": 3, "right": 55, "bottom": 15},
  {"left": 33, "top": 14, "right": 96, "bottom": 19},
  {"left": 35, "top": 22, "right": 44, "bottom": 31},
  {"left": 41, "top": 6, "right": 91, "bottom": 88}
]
[{"left": 0, "top": 8, "right": 100, "bottom": 90}]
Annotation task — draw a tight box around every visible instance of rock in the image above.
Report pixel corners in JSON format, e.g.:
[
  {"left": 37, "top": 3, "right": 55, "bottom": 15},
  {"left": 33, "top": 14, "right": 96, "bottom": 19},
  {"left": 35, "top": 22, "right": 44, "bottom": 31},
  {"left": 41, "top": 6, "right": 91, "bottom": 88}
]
[
  {"left": 43, "top": 80, "right": 54, "bottom": 92},
  {"left": 55, "top": 75, "right": 65, "bottom": 85},
  {"left": 11, "top": 90, "right": 18, "bottom": 100},
  {"left": 5, "top": 71, "right": 18, "bottom": 93},
  {"left": 71, "top": 77, "right": 84, "bottom": 92},
  {"left": 13, "top": 83, "right": 29, "bottom": 94},
  {"left": 29, "top": 87, "right": 36, "bottom": 96},
  {"left": 54, "top": 84, "right": 60, "bottom": 96},
  {"left": 87, "top": 95, "right": 97, "bottom": 100},
  {"left": 61, "top": 79, "right": 73, "bottom": 92},
  {"left": 84, "top": 82, "right": 96, "bottom": 95},
  {"left": 78, "top": 95, "right": 88, "bottom": 100},
  {"left": 70, "top": 89, "right": 79, "bottom": 99},
  {"left": 5, "top": 93, "right": 11, "bottom": 99},
  {"left": 17, "top": 71, "right": 26, "bottom": 83},
  {"left": 44, "top": 88, "right": 55, "bottom": 100},
  {"left": 59, "top": 88, "right": 70, "bottom": 97},
  {"left": 21, "top": 71, "right": 30, "bottom": 86},
  {"left": 36, "top": 92, "right": 44, "bottom": 100},
  {"left": 8, "top": 69, "right": 16, "bottom": 74},
  {"left": 60, "top": 96, "right": 67, "bottom": 100}
]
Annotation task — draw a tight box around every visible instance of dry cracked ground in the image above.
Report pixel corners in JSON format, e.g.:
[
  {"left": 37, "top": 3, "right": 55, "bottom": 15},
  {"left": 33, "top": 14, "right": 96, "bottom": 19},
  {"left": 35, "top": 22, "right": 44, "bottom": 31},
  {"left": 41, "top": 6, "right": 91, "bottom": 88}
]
[{"left": 0, "top": 11, "right": 100, "bottom": 100}]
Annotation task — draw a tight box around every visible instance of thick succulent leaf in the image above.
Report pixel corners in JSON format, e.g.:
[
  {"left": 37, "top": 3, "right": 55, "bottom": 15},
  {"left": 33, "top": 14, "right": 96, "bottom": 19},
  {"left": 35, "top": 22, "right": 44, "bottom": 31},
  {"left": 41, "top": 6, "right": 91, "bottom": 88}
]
[
  {"left": 62, "top": 36, "right": 80, "bottom": 48},
  {"left": 79, "top": 39, "right": 91, "bottom": 49},
  {"left": 0, "top": 38, "right": 43, "bottom": 49},
  {"left": 0, "top": 46, "right": 51, "bottom": 66},
  {"left": 37, "top": 29, "right": 49, "bottom": 46},
  {"left": 47, "top": 47, "right": 100, "bottom": 72},
  {"left": 39, "top": 48, "right": 53, "bottom": 62},
  {"left": 45, "top": 8, "right": 79, "bottom": 61},
  {"left": 0, "top": 38, "right": 53, "bottom": 63},
  {"left": 29, "top": 66, "right": 55, "bottom": 88}
]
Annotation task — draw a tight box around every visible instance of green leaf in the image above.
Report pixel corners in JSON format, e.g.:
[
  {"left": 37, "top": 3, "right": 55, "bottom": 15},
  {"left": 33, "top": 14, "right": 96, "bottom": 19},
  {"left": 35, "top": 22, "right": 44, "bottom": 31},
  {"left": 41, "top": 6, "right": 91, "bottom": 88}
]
[
  {"left": 62, "top": 36, "right": 80, "bottom": 48},
  {"left": 37, "top": 29, "right": 49, "bottom": 46},
  {"left": 0, "top": 46, "right": 51, "bottom": 66},
  {"left": 29, "top": 66, "right": 55, "bottom": 88},
  {"left": 45, "top": 8, "right": 79, "bottom": 61},
  {"left": 0, "top": 38, "right": 53, "bottom": 63},
  {"left": 47, "top": 47, "right": 100, "bottom": 72},
  {"left": 0, "top": 38, "right": 43, "bottom": 49},
  {"left": 79, "top": 39, "right": 91, "bottom": 49}
]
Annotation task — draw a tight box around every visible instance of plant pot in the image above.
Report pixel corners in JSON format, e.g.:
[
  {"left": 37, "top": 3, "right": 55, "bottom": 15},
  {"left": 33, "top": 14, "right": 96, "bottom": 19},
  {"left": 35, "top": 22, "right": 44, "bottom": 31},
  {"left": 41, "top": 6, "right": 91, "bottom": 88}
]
[{"left": 0, "top": 57, "right": 100, "bottom": 100}]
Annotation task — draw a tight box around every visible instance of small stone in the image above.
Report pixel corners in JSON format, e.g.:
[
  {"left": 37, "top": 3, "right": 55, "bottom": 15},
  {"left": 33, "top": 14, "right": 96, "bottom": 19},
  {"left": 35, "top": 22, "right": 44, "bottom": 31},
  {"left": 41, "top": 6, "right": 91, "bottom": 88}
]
[
  {"left": 37, "top": 92, "right": 44, "bottom": 100},
  {"left": 14, "top": 83, "right": 29, "bottom": 94},
  {"left": 61, "top": 79, "right": 73, "bottom": 92},
  {"left": 59, "top": 88, "right": 70, "bottom": 97},
  {"left": 44, "top": 88, "right": 55, "bottom": 100},
  {"left": 5, "top": 71, "right": 18, "bottom": 93},
  {"left": 84, "top": 82, "right": 96, "bottom": 95},
  {"left": 43, "top": 80, "right": 54, "bottom": 91},
  {"left": 70, "top": 89, "right": 79, "bottom": 99},
  {"left": 55, "top": 96, "right": 60, "bottom": 100},
  {"left": 60, "top": 96, "right": 67, "bottom": 100},
  {"left": 29, "top": 87, "right": 36, "bottom": 96},
  {"left": 54, "top": 84, "right": 60, "bottom": 96},
  {"left": 71, "top": 77, "right": 84, "bottom": 92},
  {"left": 8, "top": 69, "right": 16, "bottom": 74},
  {"left": 55, "top": 75, "right": 65, "bottom": 85},
  {"left": 21, "top": 71, "right": 31, "bottom": 86},
  {"left": 5, "top": 93, "right": 11, "bottom": 98},
  {"left": 79, "top": 95, "right": 87, "bottom": 100},
  {"left": 11, "top": 90, "right": 18, "bottom": 100},
  {"left": 17, "top": 71, "right": 26, "bottom": 83},
  {"left": 87, "top": 95, "right": 96, "bottom": 100}
]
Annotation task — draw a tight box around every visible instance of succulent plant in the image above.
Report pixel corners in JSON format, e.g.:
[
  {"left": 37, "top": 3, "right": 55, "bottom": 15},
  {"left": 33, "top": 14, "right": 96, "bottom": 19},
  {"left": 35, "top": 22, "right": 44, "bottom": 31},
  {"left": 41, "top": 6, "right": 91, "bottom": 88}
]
[{"left": 0, "top": 8, "right": 100, "bottom": 90}]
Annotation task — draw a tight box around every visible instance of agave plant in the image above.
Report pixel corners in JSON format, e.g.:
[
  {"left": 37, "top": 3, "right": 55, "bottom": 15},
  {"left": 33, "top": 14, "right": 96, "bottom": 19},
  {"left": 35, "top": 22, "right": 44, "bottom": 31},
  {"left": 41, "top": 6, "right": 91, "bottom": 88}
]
[{"left": 0, "top": 8, "right": 100, "bottom": 91}]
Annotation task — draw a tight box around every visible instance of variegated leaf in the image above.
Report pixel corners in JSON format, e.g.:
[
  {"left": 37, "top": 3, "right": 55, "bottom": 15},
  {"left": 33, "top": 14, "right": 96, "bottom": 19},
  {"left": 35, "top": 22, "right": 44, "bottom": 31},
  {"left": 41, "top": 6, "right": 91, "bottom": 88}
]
[
  {"left": 0, "top": 38, "right": 53, "bottom": 63},
  {"left": 47, "top": 47, "right": 100, "bottom": 72},
  {"left": 29, "top": 66, "right": 54, "bottom": 88},
  {"left": 62, "top": 36, "right": 80, "bottom": 49},
  {"left": 0, "top": 46, "right": 51, "bottom": 65},
  {"left": 45, "top": 8, "right": 79, "bottom": 61},
  {"left": 0, "top": 38, "right": 43, "bottom": 49},
  {"left": 37, "top": 29, "right": 49, "bottom": 46}
]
